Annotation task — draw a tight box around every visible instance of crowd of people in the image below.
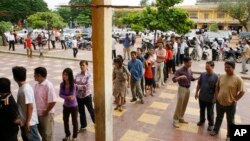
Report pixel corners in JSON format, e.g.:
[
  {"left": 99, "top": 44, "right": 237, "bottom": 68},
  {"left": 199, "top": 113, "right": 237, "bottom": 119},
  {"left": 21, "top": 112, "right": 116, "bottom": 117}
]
[
  {"left": 0, "top": 61, "right": 95, "bottom": 141},
  {"left": 114, "top": 33, "right": 246, "bottom": 141}
]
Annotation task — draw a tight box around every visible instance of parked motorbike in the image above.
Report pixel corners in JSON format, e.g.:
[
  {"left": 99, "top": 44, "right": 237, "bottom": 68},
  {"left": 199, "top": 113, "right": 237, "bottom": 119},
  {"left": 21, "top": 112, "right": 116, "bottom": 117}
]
[
  {"left": 224, "top": 47, "right": 242, "bottom": 63},
  {"left": 141, "top": 39, "right": 154, "bottom": 52},
  {"left": 202, "top": 46, "right": 209, "bottom": 60}
]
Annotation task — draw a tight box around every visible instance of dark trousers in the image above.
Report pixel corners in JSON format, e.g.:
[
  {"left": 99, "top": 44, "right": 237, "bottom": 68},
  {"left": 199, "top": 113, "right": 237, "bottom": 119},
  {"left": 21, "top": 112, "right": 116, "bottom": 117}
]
[
  {"left": 63, "top": 106, "right": 78, "bottom": 138},
  {"left": 9, "top": 40, "right": 15, "bottom": 51},
  {"left": 172, "top": 56, "right": 176, "bottom": 73},
  {"left": 212, "top": 49, "right": 217, "bottom": 61},
  {"left": 167, "top": 59, "right": 176, "bottom": 74},
  {"left": 180, "top": 54, "right": 184, "bottom": 65},
  {"left": 164, "top": 62, "right": 169, "bottom": 82},
  {"left": 32, "top": 41, "right": 36, "bottom": 50},
  {"left": 213, "top": 102, "right": 236, "bottom": 137},
  {"left": 140, "top": 76, "right": 144, "bottom": 95},
  {"left": 21, "top": 125, "right": 40, "bottom": 141},
  {"left": 152, "top": 67, "right": 156, "bottom": 88},
  {"left": 51, "top": 40, "right": 55, "bottom": 49},
  {"left": 112, "top": 50, "right": 116, "bottom": 59},
  {"left": 184, "top": 47, "right": 189, "bottom": 57},
  {"left": 77, "top": 95, "right": 95, "bottom": 128},
  {"left": 61, "top": 40, "right": 66, "bottom": 49},
  {"left": 73, "top": 48, "right": 78, "bottom": 57},
  {"left": 199, "top": 100, "right": 214, "bottom": 126}
]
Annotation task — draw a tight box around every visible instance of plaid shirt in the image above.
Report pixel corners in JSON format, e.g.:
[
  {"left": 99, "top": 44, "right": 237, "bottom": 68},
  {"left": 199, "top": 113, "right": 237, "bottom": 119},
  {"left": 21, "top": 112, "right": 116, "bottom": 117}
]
[{"left": 75, "top": 71, "right": 92, "bottom": 99}]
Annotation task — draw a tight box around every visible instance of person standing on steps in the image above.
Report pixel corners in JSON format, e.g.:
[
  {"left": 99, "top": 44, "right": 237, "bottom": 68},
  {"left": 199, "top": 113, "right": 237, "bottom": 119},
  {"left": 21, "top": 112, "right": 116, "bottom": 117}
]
[{"left": 195, "top": 61, "right": 218, "bottom": 131}]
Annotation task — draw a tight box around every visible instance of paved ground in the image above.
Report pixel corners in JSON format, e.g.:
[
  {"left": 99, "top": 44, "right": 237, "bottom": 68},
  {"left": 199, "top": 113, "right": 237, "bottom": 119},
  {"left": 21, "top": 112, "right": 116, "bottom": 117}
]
[{"left": 0, "top": 52, "right": 250, "bottom": 141}]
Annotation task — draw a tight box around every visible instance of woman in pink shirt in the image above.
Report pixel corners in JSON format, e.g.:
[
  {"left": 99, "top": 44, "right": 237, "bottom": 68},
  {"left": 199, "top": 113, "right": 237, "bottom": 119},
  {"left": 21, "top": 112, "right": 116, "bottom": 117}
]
[{"left": 75, "top": 60, "right": 95, "bottom": 132}]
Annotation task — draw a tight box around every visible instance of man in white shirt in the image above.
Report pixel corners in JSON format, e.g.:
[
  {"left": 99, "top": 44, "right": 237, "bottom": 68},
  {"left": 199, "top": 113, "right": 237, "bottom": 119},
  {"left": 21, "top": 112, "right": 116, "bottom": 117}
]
[
  {"left": 12, "top": 66, "right": 40, "bottom": 141},
  {"left": 8, "top": 32, "right": 15, "bottom": 51},
  {"left": 180, "top": 37, "right": 189, "bottom": 64},
  {"left": 60, "top": 32, "right": 66, "bottom": 50}
]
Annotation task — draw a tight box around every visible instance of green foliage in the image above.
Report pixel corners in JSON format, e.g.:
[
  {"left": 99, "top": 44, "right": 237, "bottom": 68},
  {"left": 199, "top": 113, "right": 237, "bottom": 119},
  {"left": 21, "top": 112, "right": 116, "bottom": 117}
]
[
  {"left": 140, "top": 0, "right": 149, "bottom": 6},
  {"left": 219, "top": 0, "right": 250, "bottom": 31},
  {"left": 56, "top": 8, "right": 72, "bottom": 25},
  {"left": 120, "top": 6, "right": 194, "bottom": 34},
  {"left": 0, "top": 21, "right": 12, "bottom": 34},
  {"left": 113, "top": 11, "right": 131, "bottom": 27},
  {"left": 0, "top": 0, "right": 48, "bottom": 23},
  {"left": 209, "top": 23, "right": 219, "bottom": 32},
  {"left": 156, "top": 0, "right": 183, "bottom": 9},
  {"left": 76, "top": 14, "right": 91, "bottom": 25},
  {"left": 28, "top": 12, "right": 66, "bottom": 29},
  {"left": 69, "top": 0, "right": 91, "bottom": 24}
]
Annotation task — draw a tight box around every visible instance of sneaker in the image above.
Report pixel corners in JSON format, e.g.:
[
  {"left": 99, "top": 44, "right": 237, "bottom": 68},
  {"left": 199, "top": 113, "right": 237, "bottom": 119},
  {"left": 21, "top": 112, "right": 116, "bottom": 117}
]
[
  {"left": 179, "top": 119, "right": 188, "bottom": 124},
  {"left": 197, "top": 121, "right": 205, "bottom": 126},
  {"left": 130, "top": 98, "right": 137, "bottom": 102},
  {"left": 210, "top": 131, "right": 218, "bottom": 136},
  {"left": 207, "top": 126, "right": 213, "bottom": 131},
  {"left": 62, "top": 137, "right": 70, "bottom": 141},
  {"left": 173, "top": 121, "right": 180, "bottom": 128},
  {"left": 140, "top": 99, "right": 144, "bottom": 104}
]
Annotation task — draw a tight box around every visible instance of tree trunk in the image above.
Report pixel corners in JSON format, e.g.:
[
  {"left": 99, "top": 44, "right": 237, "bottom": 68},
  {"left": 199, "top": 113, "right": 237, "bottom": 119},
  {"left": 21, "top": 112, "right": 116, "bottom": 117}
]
[
  {"left": 153, "top": 30, "right": 157, "bottom": 46},
  {"left": 1, "top": 34, "right": 8, "bottom": 46},
  {"left": 243, "top": 24, "right": 248, "bottom": 32}
]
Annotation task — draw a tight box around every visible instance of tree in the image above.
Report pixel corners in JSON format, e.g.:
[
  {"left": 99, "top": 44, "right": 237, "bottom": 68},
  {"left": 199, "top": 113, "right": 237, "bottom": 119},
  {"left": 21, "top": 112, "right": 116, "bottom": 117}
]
[
  {"left": 140, "top": 0, "right": 149, "bottom": 6},
  {"left": 56, "top": 7, "right": 72, "bottom": 26},
  {"left": 209, "top": 23, "right": 219, "bottom": 32},
  {"left": 28, "top": 12, "right": 66, "bottom": 29},
  {"left": 219, "top": 0, "right": 250, "bottom": 31},
  {"left": 113, "top": 11, "right": 131, "bottom": 27},
  {"left": 28, "top": 12, "right": 66, "bottom": 49},
  {"left": 76, "top": 14, "right": 91, "bottom": 26},
  {"left": 0, "top": 21, "right": 12, "bottom": 46},
  {"left": 69, "top": 0, "right": 91, "bottom": 26},
  {"left": 0, "top": 0, "right": 48, "bottom": 24}
]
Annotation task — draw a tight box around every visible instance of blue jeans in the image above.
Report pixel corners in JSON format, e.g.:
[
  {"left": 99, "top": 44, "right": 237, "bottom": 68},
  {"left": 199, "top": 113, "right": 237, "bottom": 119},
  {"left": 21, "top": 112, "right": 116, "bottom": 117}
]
[{"left": 21, "top": 125, "right": 40, "bottom": 141}]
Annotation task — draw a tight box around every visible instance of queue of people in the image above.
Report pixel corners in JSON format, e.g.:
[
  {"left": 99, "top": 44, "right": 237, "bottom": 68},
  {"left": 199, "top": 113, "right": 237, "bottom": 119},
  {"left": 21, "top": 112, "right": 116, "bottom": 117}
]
[{"left": 0, "top": 60, "right": 95, "bottom": 141}]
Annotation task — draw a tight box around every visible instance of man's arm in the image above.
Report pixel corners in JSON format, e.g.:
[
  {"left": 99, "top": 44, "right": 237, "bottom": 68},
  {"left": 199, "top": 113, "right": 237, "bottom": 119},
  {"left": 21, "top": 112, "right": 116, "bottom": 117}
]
[
  {"left": 235, "top": 91, "right": 245, "bottom": 101},
  {"left": 195, "top": 75, "right": 201, "bottom": 100},
  {"left": 25, "top": 103, "right": 33, "bottom": 132},
  {"left": 43, "top": 102, "right": 56, "bottom": 116},
  {"left": 213, "top": 79, "right": 220, "bottom": 103}
]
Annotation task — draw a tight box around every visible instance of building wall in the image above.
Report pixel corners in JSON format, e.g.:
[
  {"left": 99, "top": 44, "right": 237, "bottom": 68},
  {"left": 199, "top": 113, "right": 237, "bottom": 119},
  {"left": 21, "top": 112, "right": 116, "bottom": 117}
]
[{"left": 176, "top": 5, "right": 240, "bottom": 30}]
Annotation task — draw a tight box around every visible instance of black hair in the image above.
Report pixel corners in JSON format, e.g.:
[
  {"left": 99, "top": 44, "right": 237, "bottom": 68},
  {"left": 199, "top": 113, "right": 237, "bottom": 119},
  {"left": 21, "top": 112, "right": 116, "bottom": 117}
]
[
  {"left": 144, "top": 53, "right": 150, "bottom": 60},
  {"left": 34, "top": 67, "right": 47, "bottom": 78},
  {"left": 206, "top": 61, "right": 215, "bottom": 67},
  {"left": 157, "top": 41, "right": 164, "bottom": 44},
  {"left": 116, "top": 55, "right": 123, "bottom": 63},
  {"left": 79, "top": 60, "right": 88, "bottom": 66},
  {"left": 0, "top": 77, "right": 11, "bottom": 93},
  {"left": 183, "top": 57, "right": 192, "bottom": 63},
  {"left": 12, "top": 66, "right": 26, "bottom": 82},
  {"left": 62, "top": 68, "right": 74, "bottom": 92},
  {"left": 137, "top": 48, "right": 143, "bottom": 53},
  {"left": 131, "top": 51, "right": 137, "bottom": 55},
  {"left": 113, "top": 58, "right": 123, "bottom": 68},
  {"left": 225, "top": 61, "right": 235, "bottom": 69}
]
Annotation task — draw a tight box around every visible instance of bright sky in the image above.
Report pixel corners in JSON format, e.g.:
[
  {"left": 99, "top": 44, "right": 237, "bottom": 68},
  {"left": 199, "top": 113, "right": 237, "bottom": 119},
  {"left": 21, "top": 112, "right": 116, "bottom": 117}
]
[{"left": 44, "top": 0, "right": 196, "bottom": 9}]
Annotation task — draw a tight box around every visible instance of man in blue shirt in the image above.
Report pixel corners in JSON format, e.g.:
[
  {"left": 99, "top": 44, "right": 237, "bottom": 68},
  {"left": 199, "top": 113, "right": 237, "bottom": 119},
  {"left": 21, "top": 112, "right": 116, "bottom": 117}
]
[
  {"left": 195, "top": 61, "right": 218, "bottom": 131},
  {"left": 123, "top": 34, "right": 131, "bottom": 60},
  {"left": 137, "top": 48, "right": 145, "bottom": 96},
  {"left": 128, "top": 51, "right": 144, "bottom": 104}
]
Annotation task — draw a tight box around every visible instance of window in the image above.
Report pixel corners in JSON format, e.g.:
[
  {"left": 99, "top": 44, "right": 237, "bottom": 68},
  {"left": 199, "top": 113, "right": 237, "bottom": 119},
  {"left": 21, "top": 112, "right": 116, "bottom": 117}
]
[
  {"left": 217, "top": 12, "right": 225, "bottom": 18},
  {"left": 189, "top": 12, "right": 198, "bottom": 19},
  {"left": 204, "top": 12, "right": 209, "bottom": 19}
]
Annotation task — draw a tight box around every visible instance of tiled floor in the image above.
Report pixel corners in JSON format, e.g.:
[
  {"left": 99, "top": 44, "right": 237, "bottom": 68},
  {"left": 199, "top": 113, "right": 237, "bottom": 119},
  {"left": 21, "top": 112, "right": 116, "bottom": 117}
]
[{"left": 0, "top": 53, "right": 250, "bottom": 141}]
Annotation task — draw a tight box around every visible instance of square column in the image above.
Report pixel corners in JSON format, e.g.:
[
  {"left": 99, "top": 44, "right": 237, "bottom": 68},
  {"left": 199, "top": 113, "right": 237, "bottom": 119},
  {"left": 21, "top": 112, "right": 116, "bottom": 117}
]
[{"left": 91, "top": 0, "right": 113, "bottom": 141}]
